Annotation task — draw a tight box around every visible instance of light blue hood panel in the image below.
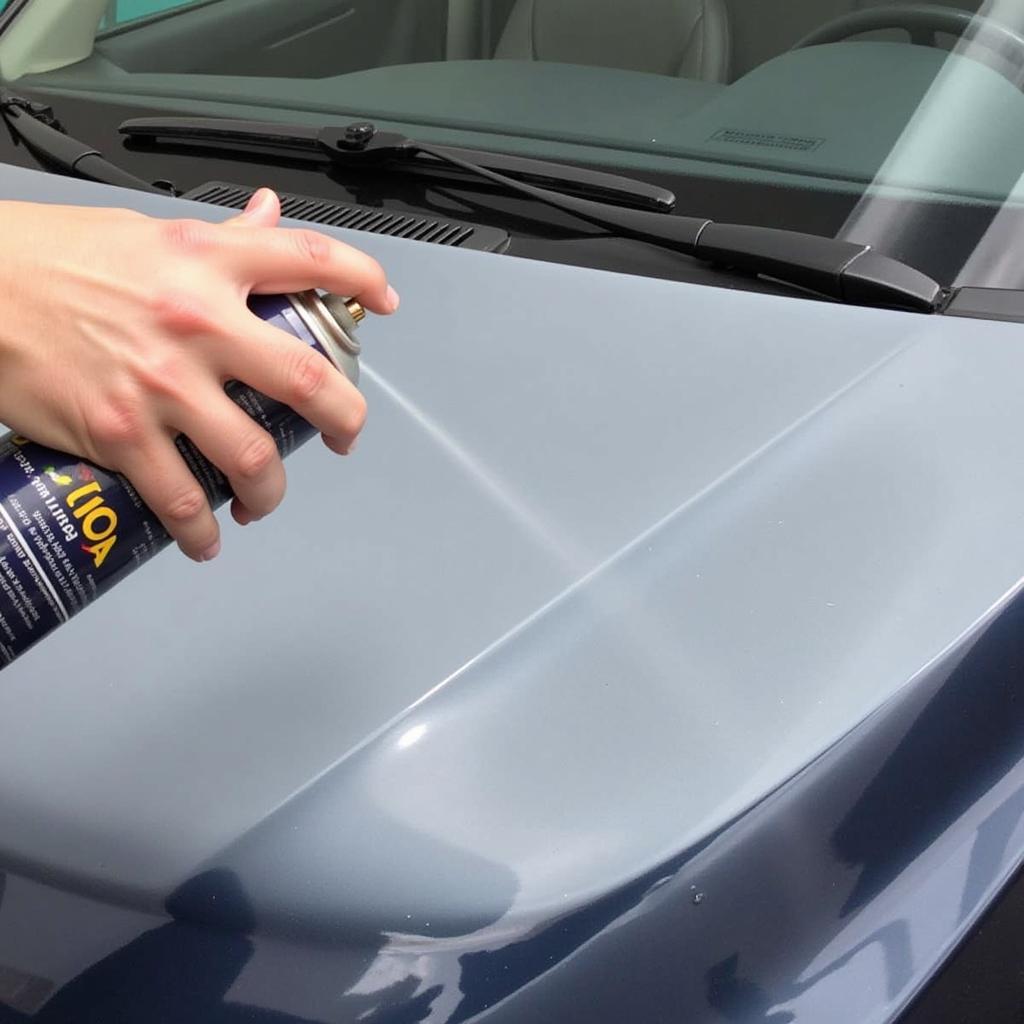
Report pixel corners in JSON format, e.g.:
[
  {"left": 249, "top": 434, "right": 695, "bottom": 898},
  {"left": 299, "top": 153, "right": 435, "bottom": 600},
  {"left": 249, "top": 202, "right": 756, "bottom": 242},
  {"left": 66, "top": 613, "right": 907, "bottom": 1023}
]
[{"left": 0, "top": 167, "right": 1023, "bottom": 1019}]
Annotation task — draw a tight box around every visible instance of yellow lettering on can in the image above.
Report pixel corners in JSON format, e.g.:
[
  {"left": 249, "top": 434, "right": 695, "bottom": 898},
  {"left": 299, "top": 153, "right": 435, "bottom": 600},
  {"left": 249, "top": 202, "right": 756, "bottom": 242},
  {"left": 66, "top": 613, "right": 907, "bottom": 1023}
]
[
  {"left": 68, "top": 481, "right": 101, "bottom": 507},
  {"left": 71, "top": 496, "right": 103, "bottom": 520},
  {"left": 82, "top": 507, "right": 117, "bottom": 542},
  {"left": 82, "top": 536, "right": 117, "bottom": 569}
]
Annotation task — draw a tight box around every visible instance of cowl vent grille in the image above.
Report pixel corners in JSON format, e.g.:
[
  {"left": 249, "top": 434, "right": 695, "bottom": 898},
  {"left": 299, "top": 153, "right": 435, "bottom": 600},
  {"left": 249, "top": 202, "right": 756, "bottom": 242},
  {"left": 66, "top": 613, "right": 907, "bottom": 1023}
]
[{"left": 183, "top": 181, "right": 510, "bottom": 252}]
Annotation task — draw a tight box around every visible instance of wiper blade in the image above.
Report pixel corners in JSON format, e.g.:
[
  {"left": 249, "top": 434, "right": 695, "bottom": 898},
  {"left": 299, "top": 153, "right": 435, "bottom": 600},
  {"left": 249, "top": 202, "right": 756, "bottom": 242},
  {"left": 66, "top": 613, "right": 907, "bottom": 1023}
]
[
  {"left": 421, "top": 136, "right": 942, "bottom": 311},
  {"left": 0, "top": 92, "right": 166, "bottom": 194},
  {"left": 120, "top": 117, "right": 943, "bottom": 312},
  {"left": 119, "top": 116, "right": 676, "bottom": 213}
]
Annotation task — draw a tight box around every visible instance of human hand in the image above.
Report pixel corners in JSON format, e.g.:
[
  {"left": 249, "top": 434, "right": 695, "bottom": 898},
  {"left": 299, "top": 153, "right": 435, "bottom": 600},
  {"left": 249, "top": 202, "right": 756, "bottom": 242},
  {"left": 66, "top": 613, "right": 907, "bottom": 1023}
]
[{"left": 0, "top": 188, "right": 397, "bottom": 561}]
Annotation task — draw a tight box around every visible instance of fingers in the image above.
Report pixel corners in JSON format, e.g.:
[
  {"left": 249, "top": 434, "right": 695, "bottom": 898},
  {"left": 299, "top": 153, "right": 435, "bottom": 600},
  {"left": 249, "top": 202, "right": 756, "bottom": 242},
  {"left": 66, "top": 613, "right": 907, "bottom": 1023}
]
[
  {"left": 185, "top": 188, "right": 399, "bottom": 312},
  {"left": 99, "top": 196, "right": 391, "bottom": 562},
  {"left": 231, "top": 496, "right": 261, "bottom": 527},
  {"left": 172, "top": 385, "right": 287, "bottom": 526},
  {"left": 213, "top": 221, "right": 399, "bottom": 314},
  {"left": 198, "top": 186, "right": 399, "bottom": 313},
  {"left": 223, "top": 188, "right": 281, "bottom": 230},
  {"left": 114, "top": 434, "right": 221, "bottom": 562},
  {"left": 219, "top": 311, "right": 367, "bottom": 452}
]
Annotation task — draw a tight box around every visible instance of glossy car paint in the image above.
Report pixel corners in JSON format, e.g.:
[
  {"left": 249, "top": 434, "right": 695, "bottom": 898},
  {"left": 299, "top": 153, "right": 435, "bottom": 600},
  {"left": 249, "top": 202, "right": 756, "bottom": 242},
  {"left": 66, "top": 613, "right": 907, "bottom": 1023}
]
[{"left": 0, "top": 159, "right": 1021, "bottom": 1022}]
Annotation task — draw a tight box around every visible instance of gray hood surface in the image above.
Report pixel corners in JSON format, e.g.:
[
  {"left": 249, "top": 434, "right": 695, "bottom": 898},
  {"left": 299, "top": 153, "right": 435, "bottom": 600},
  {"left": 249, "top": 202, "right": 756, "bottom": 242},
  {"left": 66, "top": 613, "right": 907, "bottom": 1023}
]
[{"left": 0, "top": 166, "right": 1021, "bottom": 944}]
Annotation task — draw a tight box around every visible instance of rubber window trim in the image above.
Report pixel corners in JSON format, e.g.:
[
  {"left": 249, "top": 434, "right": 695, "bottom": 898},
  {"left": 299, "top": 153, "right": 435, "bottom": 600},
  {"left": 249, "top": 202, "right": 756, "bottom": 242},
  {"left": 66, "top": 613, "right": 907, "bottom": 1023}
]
[{"left": 0, "top": 0, "right": 32, "bottom": 38}]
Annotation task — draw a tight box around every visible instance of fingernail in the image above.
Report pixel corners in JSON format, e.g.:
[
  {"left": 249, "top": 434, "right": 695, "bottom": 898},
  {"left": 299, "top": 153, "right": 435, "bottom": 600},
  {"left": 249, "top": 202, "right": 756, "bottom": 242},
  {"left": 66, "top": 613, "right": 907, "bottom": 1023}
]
[
  {"left": 344, "top": 439, "right": 358, "bottom": 455},
  {"left": 323, "top": 434, "right": 354, "bottom": 454},
  {"left": 386, "top": 285, "right": 400, "bottom": 313},
  {"left": 200, "top": 540, "right": 221, "bottom": 562}
]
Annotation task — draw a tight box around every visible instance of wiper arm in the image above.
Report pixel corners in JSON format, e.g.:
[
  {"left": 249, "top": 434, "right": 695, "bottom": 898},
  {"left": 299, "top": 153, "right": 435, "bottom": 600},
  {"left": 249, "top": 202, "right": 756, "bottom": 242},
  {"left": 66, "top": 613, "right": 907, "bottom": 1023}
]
[
  {"left": 121, "top": 118, "right": 942, "bottom": 312},
  {"left": 119, "top": 115, "right": 675, "bottom": 213},
  {"left": 0, "top": 92, "right": 166, "bottom": 194}
]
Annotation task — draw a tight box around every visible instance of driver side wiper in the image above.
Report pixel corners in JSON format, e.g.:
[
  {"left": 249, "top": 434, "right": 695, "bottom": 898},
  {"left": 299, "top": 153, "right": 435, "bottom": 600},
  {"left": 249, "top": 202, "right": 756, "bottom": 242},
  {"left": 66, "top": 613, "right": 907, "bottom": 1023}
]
[
  {"left": 120, "top": 117, "right": 943, "bottom": 313},
  {"left": 119, "top": 116, "right": 675, "bottom": 213}
]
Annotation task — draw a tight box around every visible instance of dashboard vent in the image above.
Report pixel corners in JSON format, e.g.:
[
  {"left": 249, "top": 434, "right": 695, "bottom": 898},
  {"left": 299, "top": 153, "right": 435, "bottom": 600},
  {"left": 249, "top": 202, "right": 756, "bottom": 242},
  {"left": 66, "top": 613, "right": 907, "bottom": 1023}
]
[{"left": 183, "top": 181, "right": 509, "bottom": 253}]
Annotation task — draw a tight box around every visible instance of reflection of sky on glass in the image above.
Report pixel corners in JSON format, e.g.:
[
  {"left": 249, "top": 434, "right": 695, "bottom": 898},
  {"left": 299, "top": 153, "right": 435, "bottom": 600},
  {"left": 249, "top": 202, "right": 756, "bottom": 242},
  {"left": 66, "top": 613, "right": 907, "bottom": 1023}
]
[
  {"left": 102, "top": 0, "right": 200, "bottom": 26},
  {"left": 840, "top": 1, "right": 1024, "bottom": 285}
]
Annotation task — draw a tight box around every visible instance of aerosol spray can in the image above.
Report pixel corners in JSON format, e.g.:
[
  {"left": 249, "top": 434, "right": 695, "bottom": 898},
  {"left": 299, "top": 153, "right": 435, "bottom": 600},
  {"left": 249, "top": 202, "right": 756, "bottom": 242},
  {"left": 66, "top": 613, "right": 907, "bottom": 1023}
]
[{"left": 0, "top": 291, "right": 363, "bottom": 668}]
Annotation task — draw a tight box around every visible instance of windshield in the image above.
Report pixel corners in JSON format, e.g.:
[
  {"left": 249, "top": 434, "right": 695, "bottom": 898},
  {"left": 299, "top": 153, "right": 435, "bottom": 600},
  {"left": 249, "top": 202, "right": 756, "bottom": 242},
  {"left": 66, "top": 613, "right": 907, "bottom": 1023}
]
[{"left": 6, "top": 0, "right": 1024, "bottom": 291}]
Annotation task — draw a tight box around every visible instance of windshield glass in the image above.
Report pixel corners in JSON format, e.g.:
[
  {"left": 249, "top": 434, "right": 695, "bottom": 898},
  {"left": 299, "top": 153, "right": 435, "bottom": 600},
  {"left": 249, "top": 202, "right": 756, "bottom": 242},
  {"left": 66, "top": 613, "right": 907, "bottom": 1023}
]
[
  {"left": 100, "top": 1, "right": 207, "bottom": 28},
  {"left": 7, "top": 0, "right": 1024, "bottom": 291}
]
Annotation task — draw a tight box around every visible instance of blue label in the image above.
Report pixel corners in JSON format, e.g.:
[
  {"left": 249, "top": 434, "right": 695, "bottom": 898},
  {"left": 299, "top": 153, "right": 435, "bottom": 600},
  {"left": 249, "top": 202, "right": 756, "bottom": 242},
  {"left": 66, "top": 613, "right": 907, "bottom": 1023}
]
[{"left": 0, "top": 437, "right": 161, "bottom": 665}]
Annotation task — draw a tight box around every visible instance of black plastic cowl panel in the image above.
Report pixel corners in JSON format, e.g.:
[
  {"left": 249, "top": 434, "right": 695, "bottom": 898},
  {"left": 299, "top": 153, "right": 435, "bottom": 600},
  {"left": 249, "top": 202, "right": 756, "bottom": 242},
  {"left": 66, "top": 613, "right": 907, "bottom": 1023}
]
[{"left": 182, "top": 180, "right": 510, "bottom": 253}]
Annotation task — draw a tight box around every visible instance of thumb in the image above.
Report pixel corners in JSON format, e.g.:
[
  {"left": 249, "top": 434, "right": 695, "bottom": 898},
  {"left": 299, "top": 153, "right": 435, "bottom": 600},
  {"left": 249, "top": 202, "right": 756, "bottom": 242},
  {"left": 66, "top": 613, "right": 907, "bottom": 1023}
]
[{"left": 224, "top": 187, "right": 281, "bottom": 228}]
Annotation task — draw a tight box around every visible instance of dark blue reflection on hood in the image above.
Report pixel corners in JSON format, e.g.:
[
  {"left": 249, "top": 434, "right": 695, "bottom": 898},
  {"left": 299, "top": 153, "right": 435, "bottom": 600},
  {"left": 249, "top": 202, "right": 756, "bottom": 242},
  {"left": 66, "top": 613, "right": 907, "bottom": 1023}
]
[
  {"left": 427, "top": 585, "right": 1024, "bottom": 1023},
  {"left": 833, "top": 590, "right": 1024, "bottom": 917},
  {"left": 6, "top": 586, "right": 1024, "bottom": 1024},
  {"left": 0, "top": 871, "right": 321, "bottom": 1024}
]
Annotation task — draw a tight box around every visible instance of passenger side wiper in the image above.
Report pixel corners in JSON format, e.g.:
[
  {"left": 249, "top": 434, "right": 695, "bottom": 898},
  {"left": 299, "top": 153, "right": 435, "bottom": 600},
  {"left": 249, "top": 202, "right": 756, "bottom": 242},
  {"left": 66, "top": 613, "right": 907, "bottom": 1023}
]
[
  {"left": 0, "top": 92, "right": 167, "bottom": 194},
  {"left": 121, "top": 117, "right": 943, "bottom": 312},
  {"left": 119, "top": 116, "right": 675, "bottom": 213}
]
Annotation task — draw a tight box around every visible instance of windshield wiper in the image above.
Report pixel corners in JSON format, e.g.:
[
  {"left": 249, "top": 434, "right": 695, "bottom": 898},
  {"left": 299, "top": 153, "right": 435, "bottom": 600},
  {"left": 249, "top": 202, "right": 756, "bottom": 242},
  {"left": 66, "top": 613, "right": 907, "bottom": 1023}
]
[
  {"left": 119, "top": 116, "right": 675, "bottom": 213},
  {"left": 0, "top": 92, "right": 167, "bottom": 194},
  {"left": 121, "top": 117, "right": 942, "bottom": 312}
]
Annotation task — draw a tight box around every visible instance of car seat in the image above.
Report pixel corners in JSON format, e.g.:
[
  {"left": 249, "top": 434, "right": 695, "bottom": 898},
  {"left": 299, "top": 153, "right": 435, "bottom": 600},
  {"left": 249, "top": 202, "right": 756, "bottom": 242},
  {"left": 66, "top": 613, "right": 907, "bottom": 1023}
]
[{"left": 493, "top": 0, "right": 732, "bottom": 82}]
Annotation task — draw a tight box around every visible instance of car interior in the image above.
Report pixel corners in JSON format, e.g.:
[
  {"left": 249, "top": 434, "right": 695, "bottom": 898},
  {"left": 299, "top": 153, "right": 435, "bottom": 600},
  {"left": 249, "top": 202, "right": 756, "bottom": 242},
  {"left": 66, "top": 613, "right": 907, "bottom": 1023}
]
[
  {"left": 89, "top": 0, "right": 994, "bottom": 82},
  {"left": 4, "top": 0, "right": 1019, "bottom": 210}
]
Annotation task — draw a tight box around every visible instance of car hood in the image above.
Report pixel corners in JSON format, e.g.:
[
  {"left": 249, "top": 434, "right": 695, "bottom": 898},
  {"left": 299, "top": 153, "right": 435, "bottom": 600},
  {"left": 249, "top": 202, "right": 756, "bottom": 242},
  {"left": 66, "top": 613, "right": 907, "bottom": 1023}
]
[{"left": 2, "top": 166, "right": 1024, "bottom": 1019}]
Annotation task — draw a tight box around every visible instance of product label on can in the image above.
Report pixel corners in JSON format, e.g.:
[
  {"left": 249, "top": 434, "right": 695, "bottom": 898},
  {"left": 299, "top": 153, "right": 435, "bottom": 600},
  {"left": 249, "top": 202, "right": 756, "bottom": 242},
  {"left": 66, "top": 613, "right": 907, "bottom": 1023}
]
[{"left": 0, "top": 435, "right": 165, "bottom": 665}]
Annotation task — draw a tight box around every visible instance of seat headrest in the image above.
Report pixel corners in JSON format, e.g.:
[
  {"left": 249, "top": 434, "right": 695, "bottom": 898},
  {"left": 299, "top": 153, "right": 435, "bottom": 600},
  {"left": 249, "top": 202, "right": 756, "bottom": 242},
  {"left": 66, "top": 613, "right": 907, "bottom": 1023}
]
[{"left": 495, "top": 0, "right": 732, "bottom": 82}]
